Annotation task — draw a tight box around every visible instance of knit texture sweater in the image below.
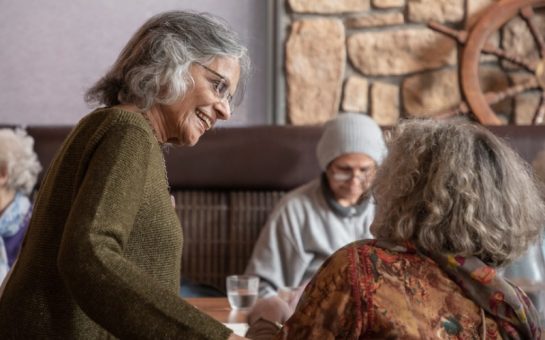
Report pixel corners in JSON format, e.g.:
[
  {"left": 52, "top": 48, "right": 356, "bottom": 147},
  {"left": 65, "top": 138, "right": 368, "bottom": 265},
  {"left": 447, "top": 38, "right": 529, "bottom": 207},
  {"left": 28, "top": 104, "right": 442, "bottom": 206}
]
[{"left": 0, "top": 108, "right": 231, "bottom": 339}]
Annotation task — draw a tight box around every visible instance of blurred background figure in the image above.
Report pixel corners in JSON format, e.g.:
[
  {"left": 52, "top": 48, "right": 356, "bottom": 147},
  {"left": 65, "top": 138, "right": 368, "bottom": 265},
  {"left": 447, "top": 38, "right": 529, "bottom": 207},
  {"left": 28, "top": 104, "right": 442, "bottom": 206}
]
[
  {"left": 247, "top": 119, "right": 545, "bottom": 339},
  {"left": 245, "top": 112, "right": 387, "bottom": 300},
  {"left": 0, "top": 128, "right": 41, "bottom": 283},
  {"left": 500, "top": 147, "right": 545, "bottom": 324}
]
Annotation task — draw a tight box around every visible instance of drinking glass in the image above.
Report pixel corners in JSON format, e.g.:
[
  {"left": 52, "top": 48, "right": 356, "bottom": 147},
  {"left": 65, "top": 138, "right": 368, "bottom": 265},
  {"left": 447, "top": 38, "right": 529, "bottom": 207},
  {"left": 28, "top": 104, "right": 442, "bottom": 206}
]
[{"left": 226, "top": 275, "right": 259, "bottom": 310}]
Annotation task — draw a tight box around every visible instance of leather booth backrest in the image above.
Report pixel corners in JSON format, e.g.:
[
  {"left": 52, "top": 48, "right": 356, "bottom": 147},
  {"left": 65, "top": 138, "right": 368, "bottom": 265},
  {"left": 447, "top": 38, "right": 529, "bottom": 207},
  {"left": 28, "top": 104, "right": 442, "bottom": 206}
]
[
  {"left": 22, "top": 124, "right": 545, "bottom": 191},
  {"left": 164, "top": 125, "right": 323, "bottom": 190},
  {"left": 22, "top": 125, "right": 324, "bottom": 191}
]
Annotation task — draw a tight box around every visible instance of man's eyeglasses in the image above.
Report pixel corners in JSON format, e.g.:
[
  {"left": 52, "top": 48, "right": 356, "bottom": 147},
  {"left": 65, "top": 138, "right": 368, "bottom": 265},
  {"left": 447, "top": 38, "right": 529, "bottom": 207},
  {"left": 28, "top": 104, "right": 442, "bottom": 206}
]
[{"left": 196, "top": 62, "right": 234, "bottom": 112}]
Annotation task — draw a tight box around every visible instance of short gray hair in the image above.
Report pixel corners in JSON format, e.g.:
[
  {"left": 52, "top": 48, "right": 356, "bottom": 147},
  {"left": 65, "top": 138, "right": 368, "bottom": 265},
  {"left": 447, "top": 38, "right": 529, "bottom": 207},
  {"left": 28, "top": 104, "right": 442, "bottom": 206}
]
[
  {"left": 85, "top": 10, "right": 250, "bottom": 111},
  {"left": 0, "top": 129, "right": 42, "bottom": 195},
  {"left": 371, "top": 119, "right": 545, "bottom": 267}
]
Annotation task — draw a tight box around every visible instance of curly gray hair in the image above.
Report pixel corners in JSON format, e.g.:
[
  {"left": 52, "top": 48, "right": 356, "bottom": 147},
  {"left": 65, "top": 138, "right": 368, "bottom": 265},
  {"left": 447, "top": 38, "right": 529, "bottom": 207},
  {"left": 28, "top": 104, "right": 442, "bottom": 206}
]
[
  {"left": 371, "top": 119, "right": 545, "bottom": 267},
  {"left": 0, "top": 129, "right": 42, "bottom": 195},
  {"left": 85, "top": 10, "right": 250, "bottom": 111}
]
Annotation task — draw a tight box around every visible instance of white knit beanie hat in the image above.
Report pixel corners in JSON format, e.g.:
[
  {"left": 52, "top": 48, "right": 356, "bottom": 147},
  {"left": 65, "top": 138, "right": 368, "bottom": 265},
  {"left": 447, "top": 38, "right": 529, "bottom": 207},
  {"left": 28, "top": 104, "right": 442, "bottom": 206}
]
[{"left": 316, "top": 113, "right": 387, "bottom": 170}]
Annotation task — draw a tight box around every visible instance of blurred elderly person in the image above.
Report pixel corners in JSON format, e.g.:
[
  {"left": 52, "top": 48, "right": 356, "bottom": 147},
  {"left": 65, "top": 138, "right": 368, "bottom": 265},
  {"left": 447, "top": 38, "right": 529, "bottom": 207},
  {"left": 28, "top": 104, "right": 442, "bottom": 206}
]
[
  {"left": 500, "top": 149, "right": 545, "bottom": 322},
  {"left": 245, "top": 113, "right": 387, "bottom": 299},
  {"left": 0, "top": 11, "right": 250, "bottom": 340},
  {"left": 0, "top": 129, "right": 41, "bottom": 283},
  {"left": 248, "top": 119, "right": 545, "bottom": 339}
]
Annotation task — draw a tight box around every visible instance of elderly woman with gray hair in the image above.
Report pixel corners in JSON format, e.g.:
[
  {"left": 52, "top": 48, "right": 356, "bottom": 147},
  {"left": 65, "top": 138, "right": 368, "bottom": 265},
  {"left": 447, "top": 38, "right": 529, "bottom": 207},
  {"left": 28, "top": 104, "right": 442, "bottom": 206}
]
[
  {"left": 0, "top": 129, "right": 41, "bottom": 284},
  {"left": 0, "top": 11, "right": 250, "bottom": 340},
  {"left": 248, "top": 119, "right": 545, "bottom": 339}
]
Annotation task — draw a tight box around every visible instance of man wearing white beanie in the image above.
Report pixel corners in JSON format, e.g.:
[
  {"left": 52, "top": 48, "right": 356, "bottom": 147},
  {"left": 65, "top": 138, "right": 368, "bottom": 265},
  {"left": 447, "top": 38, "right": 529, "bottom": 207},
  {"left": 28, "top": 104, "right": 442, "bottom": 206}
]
[{"left": 245, "top": 113, "right": 387, "bottom": 298}]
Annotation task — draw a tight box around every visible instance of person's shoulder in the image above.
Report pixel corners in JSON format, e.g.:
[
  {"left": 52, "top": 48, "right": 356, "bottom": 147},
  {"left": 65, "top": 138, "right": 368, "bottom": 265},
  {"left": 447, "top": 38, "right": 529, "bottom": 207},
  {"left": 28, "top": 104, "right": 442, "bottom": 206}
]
[
  {"left": 276, "top": 178, "right": 321, "bottom": 206},
  {"left": 77, "top": 107, "right": 152, "bottom": 140},
  {"left": 288, "top": 178, "right": 320, "bottom": 196},
  {"left": 331, "top": 239, "right": 399, "bottom": 262},
  {"left": 65, "top": 108, "right": 155, "bottom": 157},
  {"left": 340, "top": 240, "right": 422, "bottom": 269},
  {"left": 263, "top": 179, "right": 321, "bottom": 230},
  {"left": 265, "top": 178, "right": 322, "bottom": 222},
  {"left": 340, "top": 239, "right": 369, "bottom": 254},
  {"left": 86, "top": 107, "right": 148, "bottom": 128},
  {"left": 313, "top": 240, "right": 376, "bottom": 276},
  {"left": 341, "top": 239, "right": 377, "bottom": 250}
]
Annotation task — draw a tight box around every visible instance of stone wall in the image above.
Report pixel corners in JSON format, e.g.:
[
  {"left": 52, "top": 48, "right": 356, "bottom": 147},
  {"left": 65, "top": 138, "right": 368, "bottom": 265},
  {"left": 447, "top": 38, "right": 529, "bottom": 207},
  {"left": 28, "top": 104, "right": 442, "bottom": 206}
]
[{"left": 282, "top": 0, "right": 544, "bottom": 125}]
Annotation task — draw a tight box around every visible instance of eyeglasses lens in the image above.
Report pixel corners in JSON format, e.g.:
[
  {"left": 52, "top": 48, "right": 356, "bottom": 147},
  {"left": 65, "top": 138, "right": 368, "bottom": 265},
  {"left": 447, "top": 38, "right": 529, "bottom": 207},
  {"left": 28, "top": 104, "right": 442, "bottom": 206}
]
[{"left": 331, "top": 171, "right": 371, "bottom": 182}]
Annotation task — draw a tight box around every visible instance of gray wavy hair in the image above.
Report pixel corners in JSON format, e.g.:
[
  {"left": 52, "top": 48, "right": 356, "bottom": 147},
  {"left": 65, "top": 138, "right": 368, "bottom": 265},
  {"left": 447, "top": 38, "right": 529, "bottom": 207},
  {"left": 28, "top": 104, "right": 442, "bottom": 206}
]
[
  {"left": 0, "top": 129, "right": 42, "bottom": 195},
  {"left": 85, "top": 10, "right": 250, "bottom": 111},
  {"left": 371, "top": 119, "right": 545, "bottom": 267}
]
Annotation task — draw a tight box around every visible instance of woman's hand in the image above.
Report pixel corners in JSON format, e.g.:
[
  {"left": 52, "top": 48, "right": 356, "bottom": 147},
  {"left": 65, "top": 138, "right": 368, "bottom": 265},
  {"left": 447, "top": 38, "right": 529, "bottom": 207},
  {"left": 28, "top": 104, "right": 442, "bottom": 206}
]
[
  {"left": 247, "top": 296, "right": 292, "bottom": 325},
  {"left": 280, "top": 284, "right": 307, "bottom": 312}
]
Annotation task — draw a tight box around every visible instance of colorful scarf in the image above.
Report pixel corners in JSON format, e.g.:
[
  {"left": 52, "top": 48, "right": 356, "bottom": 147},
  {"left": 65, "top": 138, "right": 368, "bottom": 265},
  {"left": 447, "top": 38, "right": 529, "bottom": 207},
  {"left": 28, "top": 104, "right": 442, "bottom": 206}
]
[{"left": 372, "top": 239, "right": 543, "bottom": 340}]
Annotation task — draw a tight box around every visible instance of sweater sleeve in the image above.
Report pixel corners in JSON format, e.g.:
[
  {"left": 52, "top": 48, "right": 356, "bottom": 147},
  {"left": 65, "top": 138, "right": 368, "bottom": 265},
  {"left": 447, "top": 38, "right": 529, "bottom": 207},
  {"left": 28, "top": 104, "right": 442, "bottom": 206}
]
[
  {"left": 245, "top": 200, "right": 311, "bottom": 297},
  {"left": 57, "top": 124, "right": 231, "bottom": 340}
]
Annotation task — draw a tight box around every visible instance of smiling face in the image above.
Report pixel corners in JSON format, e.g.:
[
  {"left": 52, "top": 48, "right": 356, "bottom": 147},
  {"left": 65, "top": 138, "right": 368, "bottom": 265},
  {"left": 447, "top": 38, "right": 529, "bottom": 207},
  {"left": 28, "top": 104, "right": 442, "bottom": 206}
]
[
  {"left": 326, "top": 153, "right": 377, "bottom": 207},
  {"left": 155, "top": 57, "right": 241, "bottom": 146}
]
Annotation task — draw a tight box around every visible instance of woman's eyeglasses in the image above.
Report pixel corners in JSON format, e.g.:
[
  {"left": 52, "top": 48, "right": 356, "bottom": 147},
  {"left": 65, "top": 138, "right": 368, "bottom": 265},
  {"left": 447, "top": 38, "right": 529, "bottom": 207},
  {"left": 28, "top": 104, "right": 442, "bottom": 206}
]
[
  {"left": 329, "top": 167, "right": 376, "bottom": 182},
  {"left": 196, "top": 62, "right": 234, "bottom": 112}
]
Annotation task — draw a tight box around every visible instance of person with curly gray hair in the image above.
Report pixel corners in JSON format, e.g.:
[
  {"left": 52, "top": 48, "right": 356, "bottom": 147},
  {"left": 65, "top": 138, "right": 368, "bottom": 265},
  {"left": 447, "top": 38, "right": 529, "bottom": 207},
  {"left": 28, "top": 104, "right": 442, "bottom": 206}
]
[
  {"left": 0, "top": 11, "right": 250, "bottom": 340},
  {"left": 247, "top": 119, "right": 545, "bottom": 339},
  {"left": 0, "top": 129, "right": 41, "bottom": 284}
]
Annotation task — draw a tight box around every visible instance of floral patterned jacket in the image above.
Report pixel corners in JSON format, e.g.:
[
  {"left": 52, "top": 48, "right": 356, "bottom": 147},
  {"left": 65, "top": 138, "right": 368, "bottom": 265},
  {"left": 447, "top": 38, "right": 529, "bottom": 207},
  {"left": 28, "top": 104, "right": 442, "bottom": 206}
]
[{"left": 270, "top": 240, "right": 542, "bottom": 340}]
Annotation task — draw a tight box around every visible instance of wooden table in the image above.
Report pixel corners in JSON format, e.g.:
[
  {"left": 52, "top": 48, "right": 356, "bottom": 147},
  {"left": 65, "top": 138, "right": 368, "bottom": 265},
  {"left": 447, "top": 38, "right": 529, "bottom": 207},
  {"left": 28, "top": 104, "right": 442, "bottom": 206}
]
[{"left": 186, "top": 297, "right": 249, "bottom": 324}]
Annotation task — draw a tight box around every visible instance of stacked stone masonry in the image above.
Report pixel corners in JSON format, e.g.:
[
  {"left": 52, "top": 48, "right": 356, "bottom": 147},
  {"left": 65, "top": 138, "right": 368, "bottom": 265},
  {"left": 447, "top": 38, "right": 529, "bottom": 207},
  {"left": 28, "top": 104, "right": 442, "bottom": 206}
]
[{"left": 283, "top": 0, "right": 545, "bottom": 126}]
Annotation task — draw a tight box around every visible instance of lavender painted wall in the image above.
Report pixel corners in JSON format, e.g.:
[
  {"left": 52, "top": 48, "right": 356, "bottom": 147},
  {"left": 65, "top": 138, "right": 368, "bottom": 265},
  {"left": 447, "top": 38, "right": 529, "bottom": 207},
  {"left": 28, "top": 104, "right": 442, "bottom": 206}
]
[{"left": 0, "top": 0, "right": 271, "bottom": 126}]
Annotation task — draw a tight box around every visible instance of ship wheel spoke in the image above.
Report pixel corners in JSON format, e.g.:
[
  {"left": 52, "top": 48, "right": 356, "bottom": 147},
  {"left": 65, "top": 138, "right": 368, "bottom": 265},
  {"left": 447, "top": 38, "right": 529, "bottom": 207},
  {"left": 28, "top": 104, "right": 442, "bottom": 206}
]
[
  {"left": 520, "top": 6, "right": 545, "bottom": 58},
  {"left": 483, "top": 78, "right": 539, "bottom": 106},
  {"left": 533, "top": 91, "right": 545, "bottom": 124},
  {"left": 428, "top": 21, "right": 537, "bottom": 72},
  {"left": 481, "top": 44, "right": 537, "bottom": 72},
  {"left": 427, "top": 22, "right": 468, "bottom": 44},
  {"left": 434, "top": 102, "right": 471, "bottom": 120}
]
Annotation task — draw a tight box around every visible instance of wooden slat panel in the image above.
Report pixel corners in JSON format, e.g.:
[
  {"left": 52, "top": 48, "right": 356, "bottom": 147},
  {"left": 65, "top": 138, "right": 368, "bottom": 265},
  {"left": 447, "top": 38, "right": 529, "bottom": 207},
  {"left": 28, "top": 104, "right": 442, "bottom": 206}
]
[
  {"left": 175, "top": 190, "right": 284, "bottom": 292},
  {"left": 228, "top": 191, "right": 284, "bottom": 285},
  {"left": 175, "top": 191, "right": 229, "bottom": 291}
]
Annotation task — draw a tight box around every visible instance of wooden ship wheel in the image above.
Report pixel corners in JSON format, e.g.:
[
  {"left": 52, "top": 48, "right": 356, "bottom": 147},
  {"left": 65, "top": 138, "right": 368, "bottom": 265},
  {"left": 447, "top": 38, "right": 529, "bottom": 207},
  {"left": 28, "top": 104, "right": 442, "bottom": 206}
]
[{"left": 429, "top": 0, "right": 545, "bottom": 125}]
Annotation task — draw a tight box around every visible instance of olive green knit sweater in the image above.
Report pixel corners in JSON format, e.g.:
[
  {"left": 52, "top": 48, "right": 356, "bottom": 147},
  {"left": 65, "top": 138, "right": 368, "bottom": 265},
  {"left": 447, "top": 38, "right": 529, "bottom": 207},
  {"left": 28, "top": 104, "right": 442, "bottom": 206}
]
[{"left": 0, "top": 108, "right": 231, "bottom": 339}]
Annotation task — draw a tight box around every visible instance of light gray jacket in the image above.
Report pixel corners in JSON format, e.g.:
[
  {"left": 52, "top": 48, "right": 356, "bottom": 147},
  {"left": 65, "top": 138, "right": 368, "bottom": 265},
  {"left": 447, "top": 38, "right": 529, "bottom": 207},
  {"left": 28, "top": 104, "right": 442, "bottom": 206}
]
[{"left": 245, "top": 177, "right": 375, "bottom": 297}]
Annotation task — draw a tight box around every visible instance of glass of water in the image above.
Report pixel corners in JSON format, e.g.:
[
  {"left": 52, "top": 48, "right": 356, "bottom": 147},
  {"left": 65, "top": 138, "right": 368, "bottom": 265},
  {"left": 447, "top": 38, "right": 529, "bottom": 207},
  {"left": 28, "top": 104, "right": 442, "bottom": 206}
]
[{"left": 226, "top": 275, "right": 259, "bottom": 310}]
